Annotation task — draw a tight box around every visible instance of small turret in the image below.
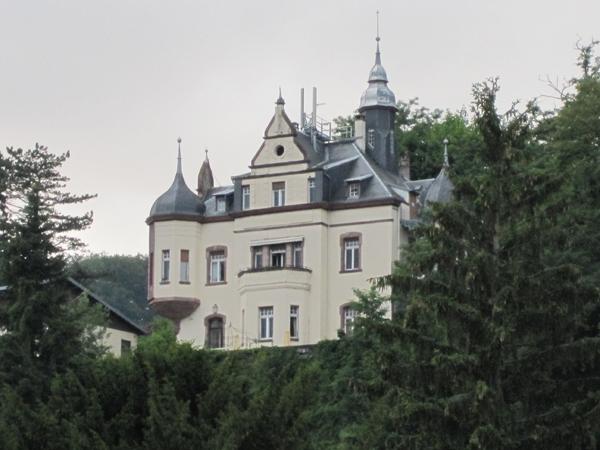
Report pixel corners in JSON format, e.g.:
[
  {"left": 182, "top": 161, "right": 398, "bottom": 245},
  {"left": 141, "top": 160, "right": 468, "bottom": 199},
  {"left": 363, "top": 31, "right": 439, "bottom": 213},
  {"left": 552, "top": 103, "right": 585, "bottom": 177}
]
[
  {"left": 421, "top": 139, "right": 454, "bottom": 206},
  {"left": 148, "top": 138, "right": 204, "bottom": 220},
  {"left": 197, "top": 149, "right": 214, "bottom": 198},
  {"left": 357, "top": 12, "right": 399, "bottom": 174}
]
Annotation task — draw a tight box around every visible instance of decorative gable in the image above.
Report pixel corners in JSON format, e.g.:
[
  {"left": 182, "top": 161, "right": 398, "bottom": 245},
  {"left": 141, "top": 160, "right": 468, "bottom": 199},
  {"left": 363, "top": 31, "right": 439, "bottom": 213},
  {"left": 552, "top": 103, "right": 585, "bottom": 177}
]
[{"left": 251, "top": 100, "right": 308, "bottom": 168}]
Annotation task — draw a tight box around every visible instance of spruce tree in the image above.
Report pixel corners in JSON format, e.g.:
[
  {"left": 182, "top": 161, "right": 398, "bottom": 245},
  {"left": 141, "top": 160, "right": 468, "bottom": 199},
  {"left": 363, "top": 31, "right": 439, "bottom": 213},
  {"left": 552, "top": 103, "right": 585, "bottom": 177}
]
[
  {"left": 0, "top": 144, "right": 97, "bottom": 397},
  {"left": 356, "top": 75, "right": 600, "bottom": 449}
]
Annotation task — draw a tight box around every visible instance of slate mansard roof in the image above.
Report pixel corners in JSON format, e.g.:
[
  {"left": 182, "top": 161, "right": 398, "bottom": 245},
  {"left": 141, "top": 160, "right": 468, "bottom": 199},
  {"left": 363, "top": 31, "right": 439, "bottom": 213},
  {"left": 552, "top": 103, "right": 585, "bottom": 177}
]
[
  {"left": 147, "top": 33, "right": 453, "bottom": 223},
  {"left": 147, "top": 130, "right": 453, "bottom": 224}
]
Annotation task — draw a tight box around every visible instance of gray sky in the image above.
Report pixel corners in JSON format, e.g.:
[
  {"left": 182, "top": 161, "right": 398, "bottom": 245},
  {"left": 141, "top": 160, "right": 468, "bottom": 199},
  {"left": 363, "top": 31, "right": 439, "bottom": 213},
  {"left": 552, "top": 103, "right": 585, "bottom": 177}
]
[{"left": 1, "top": 0, "right": 597, "bottom": 255}]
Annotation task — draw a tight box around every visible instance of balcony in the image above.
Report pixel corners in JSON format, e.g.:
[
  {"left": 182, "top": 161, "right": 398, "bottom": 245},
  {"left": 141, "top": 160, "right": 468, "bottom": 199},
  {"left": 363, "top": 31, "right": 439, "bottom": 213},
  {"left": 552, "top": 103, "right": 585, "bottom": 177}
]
[{"left": 237, "top": 266, "right": 312, "bottom": 294}]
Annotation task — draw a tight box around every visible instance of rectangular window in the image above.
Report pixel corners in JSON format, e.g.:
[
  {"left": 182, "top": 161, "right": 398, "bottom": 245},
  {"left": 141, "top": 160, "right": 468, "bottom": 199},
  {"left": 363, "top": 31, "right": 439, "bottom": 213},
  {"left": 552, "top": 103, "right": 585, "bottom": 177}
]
[
  {"left": 242, "top": 185, "right": 250, "bottom": 210},
  {"left": 149, "top": 252, "right": 154, "bottom": 286},
  {"left": 161, "top": 250, "right": 170, "bottom": 282},
  {"left": 292, "top": 242, "right": 303, "bottom": 267},
  {"left": 270, "top": 244, "right": 286, "bottom": 268},
  {"left": 253, "top": 247, "right": 263, "bottom": 269},
  {"left": 272, "top": 182, "right": 285, "bottom": 207},
  {"left": 207, "top": 317, "right": 224, "bottom": 349},
  {"left": 308, "top": 178, "right": 316, "bottom": 202},
  {"left": 121, "top": 339, "right": 132, "bottom": 355},
  {"left": 348, "top": 182, "right": 360, "bottom": 199},
  {"left": 209, "top": 251, "right": 226, "bottom": 283},
  {"left": 344, "top": 238, "right": 360, "bottom": 271},
  {"left": 290, "top": 305, "right": 299, "bottom": 340},
  {"left": 180, "top": 249, "right": 189, "bottom": 282},
  {"left": 259, "top": 307, "right": 274, "bottom": 340},
  {"left": 342, "top": 306, "right": 357, "bottom": 336},
  {"left": 367, "top": 129, "right": 375, "bottom": 148},
  {"left": 216, "top": 196, "right": 226, "bottom": 212}
]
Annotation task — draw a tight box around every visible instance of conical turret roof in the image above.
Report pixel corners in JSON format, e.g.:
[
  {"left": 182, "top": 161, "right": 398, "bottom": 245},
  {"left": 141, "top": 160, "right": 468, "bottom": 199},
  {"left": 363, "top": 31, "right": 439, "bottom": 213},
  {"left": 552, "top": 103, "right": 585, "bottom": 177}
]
[
  {"left": 359, "top": 35, "right": 398, "bottom": 111},
  {"left": 149, "top": 139, "right": 204, "bottom": 219},
  {"left": 420, "top": 139, "right": 454, "bottom": 206}
]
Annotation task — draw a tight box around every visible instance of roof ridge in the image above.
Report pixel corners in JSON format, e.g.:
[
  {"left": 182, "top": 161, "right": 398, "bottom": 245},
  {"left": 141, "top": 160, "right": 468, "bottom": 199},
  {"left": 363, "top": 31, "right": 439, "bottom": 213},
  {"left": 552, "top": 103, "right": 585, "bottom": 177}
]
[{"left": 350, "top": 142, "right": 393, "bottom": 197}]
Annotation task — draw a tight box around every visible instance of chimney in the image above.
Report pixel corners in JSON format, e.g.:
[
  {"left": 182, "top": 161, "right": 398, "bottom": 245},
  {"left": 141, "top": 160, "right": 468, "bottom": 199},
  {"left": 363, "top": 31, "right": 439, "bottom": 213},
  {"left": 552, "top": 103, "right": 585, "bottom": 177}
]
[
  {"left": 354, "top": 113, "right": 366, "bottom": 152},
  {"left": 398, "top": 153, "right": 410, "bottom": 180}
]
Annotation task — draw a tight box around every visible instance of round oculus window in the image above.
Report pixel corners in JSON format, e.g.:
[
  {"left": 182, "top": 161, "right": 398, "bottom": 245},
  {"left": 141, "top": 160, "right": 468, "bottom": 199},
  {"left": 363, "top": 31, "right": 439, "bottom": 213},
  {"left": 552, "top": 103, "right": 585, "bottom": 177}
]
[{"left": 275, "top": 145, "right": 285, "bottom": 157}]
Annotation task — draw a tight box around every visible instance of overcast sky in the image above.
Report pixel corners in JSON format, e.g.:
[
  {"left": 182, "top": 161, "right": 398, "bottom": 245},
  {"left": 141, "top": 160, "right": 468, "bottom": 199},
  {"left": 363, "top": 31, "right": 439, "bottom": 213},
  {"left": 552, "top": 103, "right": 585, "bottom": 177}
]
[{"left": 0, "top": 0, "right": 597, "bottom": 255}]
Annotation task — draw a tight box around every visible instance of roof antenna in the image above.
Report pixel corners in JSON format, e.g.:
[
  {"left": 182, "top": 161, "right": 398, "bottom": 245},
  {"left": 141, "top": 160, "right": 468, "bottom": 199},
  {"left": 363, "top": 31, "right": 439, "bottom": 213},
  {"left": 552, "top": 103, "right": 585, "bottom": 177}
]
[
  {"left": 177, "top": 137, "right": 182, "bottom": 174},
  {"left": 443, "top": 138, "right": 449, "bottom": 168}
]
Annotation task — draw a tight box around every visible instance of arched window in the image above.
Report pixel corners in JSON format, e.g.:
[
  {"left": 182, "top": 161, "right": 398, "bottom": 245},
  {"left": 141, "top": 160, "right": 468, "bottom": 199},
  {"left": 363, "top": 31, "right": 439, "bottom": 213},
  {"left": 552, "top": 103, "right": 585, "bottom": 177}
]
[{"left": 206, "top": 316, "right": 224, "bottom": 349}]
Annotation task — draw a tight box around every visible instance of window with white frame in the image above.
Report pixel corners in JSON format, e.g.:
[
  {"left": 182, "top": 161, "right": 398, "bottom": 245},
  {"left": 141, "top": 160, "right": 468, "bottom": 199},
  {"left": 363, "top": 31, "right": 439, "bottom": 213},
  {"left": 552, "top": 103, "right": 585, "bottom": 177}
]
[
  {"left": 272, "top": 182, "right": 285, "bottom": 207},
  {"left": 253, "top": 247, "right": 263, "bottom": 269},
  {"left": 308, "top": 178, "right": 316, "bottom": 202},
  {"left": 292, "top": 242, "right": 303, "bottom": 267},
  {"left": 216, "top": 196, "right": 227, "bottom": 212},
  {"left": 367, "top": 129, "right": 375, "bottom": 149},
  {"left": 270, "top": 244, "right": 286, "bottom": 268},
  {"left": 208, "top": 250, "right": 226, "bottom": 283},
  {"left": 341, "top": 305, "right": 357, "bottom": 335},
  {"left": 343, "top": 237, "right": 361, "bottom": 271},
  {"left": 290, "top": 305, "right": 299, "bottom": 340},
  {"left": 180, "top": 249, "right": 190, "bottom": 282},
  {"left": 242, "top": 185, "right": 250, "bottom": 210},
  {"left": 259, "top": 307, "right": 273, "bottom": 340},
  {"left": 161, "top": 250, "right": 170, "bottom": 282},
  {"left": 348, "top": 182, "right": 360, "bottom": 199}
]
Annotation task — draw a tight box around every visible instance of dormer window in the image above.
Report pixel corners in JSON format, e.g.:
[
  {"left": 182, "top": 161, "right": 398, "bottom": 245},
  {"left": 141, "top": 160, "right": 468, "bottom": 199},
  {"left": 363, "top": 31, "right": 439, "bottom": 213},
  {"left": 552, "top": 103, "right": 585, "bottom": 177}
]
[
  {"left": 216, "top": 196, "right": 226, "bottom": 212},
  {"left": 348, "top": 182, "right": 360, "bottom": 199},
  {"left": 308, "top": 178, "right": 316, "bottom": 202},
  {"left": 242, "top": 185, "right": 250, "bottom": 210}
]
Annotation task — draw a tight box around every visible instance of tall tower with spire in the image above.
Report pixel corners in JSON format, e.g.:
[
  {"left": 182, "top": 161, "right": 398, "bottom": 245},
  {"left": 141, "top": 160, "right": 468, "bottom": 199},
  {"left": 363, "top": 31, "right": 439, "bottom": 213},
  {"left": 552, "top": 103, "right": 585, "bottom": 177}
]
[{"left": 358, "top": 12, "right": 399, "bottom": 174}]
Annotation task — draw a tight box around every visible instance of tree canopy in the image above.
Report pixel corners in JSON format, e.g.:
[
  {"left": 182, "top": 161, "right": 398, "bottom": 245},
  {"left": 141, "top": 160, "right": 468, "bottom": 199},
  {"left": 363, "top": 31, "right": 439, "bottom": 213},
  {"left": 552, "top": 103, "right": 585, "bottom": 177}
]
[{"left": 0, "top": 44, "right": 599, "bottom": 449}]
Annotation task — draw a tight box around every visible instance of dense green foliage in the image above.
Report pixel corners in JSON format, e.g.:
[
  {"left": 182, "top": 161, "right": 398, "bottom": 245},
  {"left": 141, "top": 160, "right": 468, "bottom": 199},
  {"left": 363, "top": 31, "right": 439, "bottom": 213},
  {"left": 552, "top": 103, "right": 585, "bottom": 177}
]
[
  {"left": 1, "top": 45, "right": 599, "bottom": 449},
  {"left": 0, "top": 145, "right": 102, "bottom": 399},
  {"left": 69, "top": 254, "right": 155, "bottom": 330}
]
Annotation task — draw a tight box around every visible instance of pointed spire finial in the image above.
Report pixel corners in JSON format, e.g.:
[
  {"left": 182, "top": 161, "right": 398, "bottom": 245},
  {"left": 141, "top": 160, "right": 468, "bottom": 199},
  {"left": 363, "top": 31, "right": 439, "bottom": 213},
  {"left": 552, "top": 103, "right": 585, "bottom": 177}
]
[
  {"left": 205, "top": 148, "right": 209, "bottom": 160},
  {"left": 443, "top": 138, "right": 449, "bottom": 168},
  {"left": 375, "top": 10, "right": 381, "bottom": 65},
  {"left": 276, "top": 86, "right": 285, "bottom": 105},
  {"left": 177, "top": 137, "right": 182, "bottom": 174}
]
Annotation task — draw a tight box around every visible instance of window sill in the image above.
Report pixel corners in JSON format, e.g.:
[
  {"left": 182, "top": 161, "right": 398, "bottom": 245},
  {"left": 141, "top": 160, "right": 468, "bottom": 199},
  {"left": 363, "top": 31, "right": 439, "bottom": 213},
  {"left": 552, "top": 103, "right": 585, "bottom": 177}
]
[
  {"left": 258, "top": 338, "right": 273, "bottom": 342},
  {"left": 159, "top": 280, "right": 170, "bottom": 285},
  {"left": 339, "top": 269, "right": 362, "bottom": 274},
  {"left": 290, "top": 337, "right": 299, "bottom": 341},
  {"left": 238, "top": 265, "right": 312, "bottom": 277},
  {"left": 179, "top": 281, "right": 191, "bottom": 285},
  {"left": 205, "top": 281, "right": 227, "bottom": 286}
]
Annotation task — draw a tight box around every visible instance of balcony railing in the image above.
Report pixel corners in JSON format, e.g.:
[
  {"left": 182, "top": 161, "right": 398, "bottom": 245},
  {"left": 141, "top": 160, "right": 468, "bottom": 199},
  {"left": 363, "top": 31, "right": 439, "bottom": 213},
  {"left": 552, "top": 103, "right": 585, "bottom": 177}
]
[{"left": 238, "top": 265, "right": 312, "bottom": 278}]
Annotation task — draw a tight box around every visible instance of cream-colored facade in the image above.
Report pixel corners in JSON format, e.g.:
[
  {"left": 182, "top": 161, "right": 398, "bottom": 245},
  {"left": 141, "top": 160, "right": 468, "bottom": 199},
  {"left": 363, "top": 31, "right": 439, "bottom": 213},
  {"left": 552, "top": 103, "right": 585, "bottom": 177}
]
[
  {"left": 149, "top": 201, "right": 408, "bottom": 348},
  {"left": 101, "top": 327, "right": 138, "bottom": 357},
  {"left": 146, "top": 36, "right": 451, "bottom": 349}
]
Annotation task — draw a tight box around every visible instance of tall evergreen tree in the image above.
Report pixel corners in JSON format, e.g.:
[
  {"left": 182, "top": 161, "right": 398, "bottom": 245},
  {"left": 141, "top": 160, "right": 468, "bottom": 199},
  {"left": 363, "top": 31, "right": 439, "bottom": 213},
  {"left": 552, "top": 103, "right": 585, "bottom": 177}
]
[
  {"left": 357, "top": 74, "right": 600, "bottom": 449},
  {"left": 0, "top": 144, "right": 98, "bottom": 397}
]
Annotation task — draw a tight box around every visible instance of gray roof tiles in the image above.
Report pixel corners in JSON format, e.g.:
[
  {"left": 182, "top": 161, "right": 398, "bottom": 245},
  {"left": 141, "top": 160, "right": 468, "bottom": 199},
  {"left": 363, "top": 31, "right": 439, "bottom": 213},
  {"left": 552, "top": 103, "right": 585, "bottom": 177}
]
[{"left": 149, "top": 171, "right": 205, "bottom": 219}]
